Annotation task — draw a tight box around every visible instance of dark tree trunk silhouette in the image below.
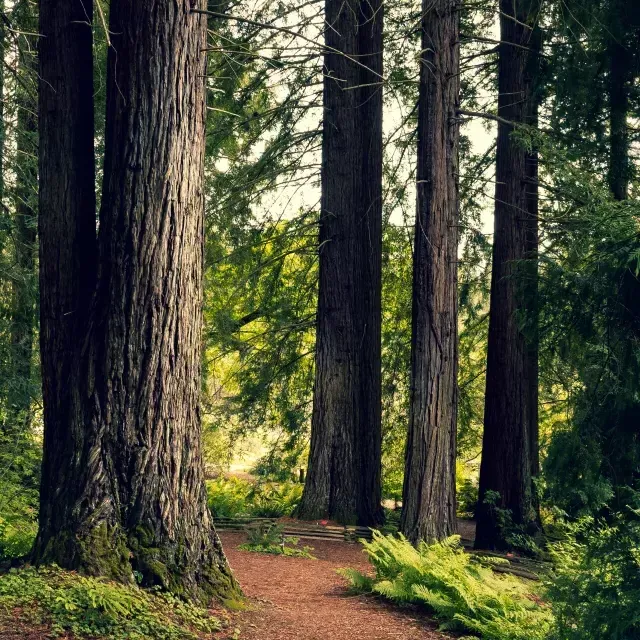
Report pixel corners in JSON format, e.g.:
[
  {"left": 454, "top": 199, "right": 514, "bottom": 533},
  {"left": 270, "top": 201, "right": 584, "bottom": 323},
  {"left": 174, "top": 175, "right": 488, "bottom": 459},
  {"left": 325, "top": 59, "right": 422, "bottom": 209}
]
[
  {"left": 8, "top": 6, "right": 38, "bottom": 429},
  {"left": 35, "top": 0, "right": 98, "bottom": 548},
  {"left": 298, "top": 0, "right": 383, "bottom": 525},
  {"left": 476, "top": 0, "right": 541, "bottom": 550},
  {"left": 33, "top": 0, "right": 236, "bottom": 602},
  {"left": 607, "top": 3, "right": 631, "bottom": 202},
  {"left": 400, "top": 0, "right": 459, "bottom": 544}
]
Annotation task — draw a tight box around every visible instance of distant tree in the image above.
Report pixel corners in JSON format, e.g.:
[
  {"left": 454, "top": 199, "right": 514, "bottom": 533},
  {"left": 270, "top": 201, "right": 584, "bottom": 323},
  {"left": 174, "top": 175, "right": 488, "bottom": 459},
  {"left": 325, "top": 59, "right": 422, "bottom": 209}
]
[
  {"left": 33, "top": 0, "right": 236, "bottom": 601},
  {"left": 476, "top": 0, "right": 541, "bottom": 549},
  {"left": 298, "top": 0, "right": 384, "bottom": 525},
  {"left": 8, "top": 0, "right": 38, "bottom": 430},
  {"left": 400, "top": 0, "right": 460, "bottom": 543}
]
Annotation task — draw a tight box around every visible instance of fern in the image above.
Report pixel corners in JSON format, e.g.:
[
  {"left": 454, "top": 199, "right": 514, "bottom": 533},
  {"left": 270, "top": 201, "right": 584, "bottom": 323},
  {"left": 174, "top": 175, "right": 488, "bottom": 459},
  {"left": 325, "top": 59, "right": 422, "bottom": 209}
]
[{"left": 341, "top": 531, "right": 552, "bottom": 640}]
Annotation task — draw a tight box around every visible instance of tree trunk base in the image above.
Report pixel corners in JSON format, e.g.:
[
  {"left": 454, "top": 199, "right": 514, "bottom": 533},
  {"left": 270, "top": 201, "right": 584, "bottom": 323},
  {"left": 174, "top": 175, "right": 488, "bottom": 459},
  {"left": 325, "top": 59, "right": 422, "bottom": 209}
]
[{"left": 32, "top": 521, "right": 239, "bottom": 605}]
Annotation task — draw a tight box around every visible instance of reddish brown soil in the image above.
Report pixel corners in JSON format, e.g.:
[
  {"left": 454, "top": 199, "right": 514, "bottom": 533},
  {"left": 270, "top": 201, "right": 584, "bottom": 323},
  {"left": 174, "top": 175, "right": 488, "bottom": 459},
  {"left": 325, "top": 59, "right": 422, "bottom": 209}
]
[{"left": 213, "top": 531, "right": 447, "bottom": 640}]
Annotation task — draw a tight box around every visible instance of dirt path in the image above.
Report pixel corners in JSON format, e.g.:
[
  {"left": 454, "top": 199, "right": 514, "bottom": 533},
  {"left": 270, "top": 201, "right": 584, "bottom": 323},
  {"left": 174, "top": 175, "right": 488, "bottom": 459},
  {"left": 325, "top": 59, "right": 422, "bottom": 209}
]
[{"left": 214, "top": 531, "right": 447, "bottom": 640}]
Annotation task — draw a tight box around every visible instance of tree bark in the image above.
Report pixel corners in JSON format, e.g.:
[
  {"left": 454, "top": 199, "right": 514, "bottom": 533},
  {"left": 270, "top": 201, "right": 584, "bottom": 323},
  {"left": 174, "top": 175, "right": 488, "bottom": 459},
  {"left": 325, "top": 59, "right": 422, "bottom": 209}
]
[
  {"left": 33, "top": 0, "right": 236, "bottom": 602},
  {"left": 607, "top": 3, "right": 631, "bottom": 202},
  {"left": 35, "top": 0, "right": 98, "bottom": 551},
  {"left": 400, "top": 0, "right": 459, "bottom": 544},
  {"left": 298, "top": 0, "right": 384, "bottom": 526},
  {"left": 476, "top": 0, "right": 541, "bottom": 550}
]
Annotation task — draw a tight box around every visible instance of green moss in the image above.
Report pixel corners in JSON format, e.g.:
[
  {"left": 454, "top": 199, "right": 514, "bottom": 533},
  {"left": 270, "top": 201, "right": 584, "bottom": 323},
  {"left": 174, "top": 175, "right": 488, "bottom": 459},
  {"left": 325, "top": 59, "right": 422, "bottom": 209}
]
[
  {"left": 36, "top": 521, "right": 132, "bottom": 584},
  {"left": 128, "top": 526, "right": 241, "bottom": 605}
]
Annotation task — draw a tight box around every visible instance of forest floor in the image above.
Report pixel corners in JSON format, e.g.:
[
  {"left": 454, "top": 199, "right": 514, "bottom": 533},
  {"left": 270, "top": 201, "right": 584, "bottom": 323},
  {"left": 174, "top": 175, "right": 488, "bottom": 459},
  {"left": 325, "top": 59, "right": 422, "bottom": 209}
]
[{"left": 211, "top": 531, "right": 448, "bottom": 640}]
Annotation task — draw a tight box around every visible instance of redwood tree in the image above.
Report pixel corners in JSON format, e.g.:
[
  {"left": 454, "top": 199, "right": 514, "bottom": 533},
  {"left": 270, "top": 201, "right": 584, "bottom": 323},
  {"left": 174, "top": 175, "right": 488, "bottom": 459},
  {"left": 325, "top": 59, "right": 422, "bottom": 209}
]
[
  {"left": 400, "top": 0, "right": 460, "bottom": 544},
  {"left": 476, "top": 0, "right": 541, "bottom": 549},
  {"left": 33, "top": 0, "right": 235, "bottom": 601},
  {"left": 298, "top": 0, "right": 384, "bottom": 525}
]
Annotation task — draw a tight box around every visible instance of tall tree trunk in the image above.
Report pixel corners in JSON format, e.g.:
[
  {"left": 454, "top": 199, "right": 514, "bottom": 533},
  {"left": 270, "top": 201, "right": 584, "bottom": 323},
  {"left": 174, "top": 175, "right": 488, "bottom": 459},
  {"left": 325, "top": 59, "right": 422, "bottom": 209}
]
[
  {"left": 400, "top": 0, "right": 460, "bottom": 544},
  {"left": 607, "top": 5, "right": 631, "bottom": 202},
  {"left": 8, "top": 5, "right": 38, "bottom": 430},
  {"left": 34, "top": 0, "right": 98, "bottom": 554},
  {"left": 524, "top": 17, "right": 542, "bottom": 500},
  {"left": 476, "top": 0, "right": 541, "bottom": 550},
  {"left": 33, "top": 0, "right": 236, "bottom": 602},
  {"left": 298, "top": 0, "right": 384, "bottom": 525}
]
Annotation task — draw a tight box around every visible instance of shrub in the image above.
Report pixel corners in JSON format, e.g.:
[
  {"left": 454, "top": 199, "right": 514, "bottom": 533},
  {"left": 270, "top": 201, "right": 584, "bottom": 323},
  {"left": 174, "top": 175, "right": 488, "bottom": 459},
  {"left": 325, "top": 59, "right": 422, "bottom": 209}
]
[
  {"left": 206, "top": 476, "right": 302, "bottom": 519},
  {"left": 238, "top": 522, "right": 315, "bottom": 559},
  {"left": 546, "top": 504, "right": 640, "bottom": 640},
  {"left": 0, "top": 565, "right": 220, "bottom": 639},
  {"left": 0, "top": 431, "right": 40, "bottom": 560},
  {"left": 340, "top": 531, "right": 552, "bottom": 640},
  {"left": 207, "top": 476, "right": 251, "bottom": 518}
]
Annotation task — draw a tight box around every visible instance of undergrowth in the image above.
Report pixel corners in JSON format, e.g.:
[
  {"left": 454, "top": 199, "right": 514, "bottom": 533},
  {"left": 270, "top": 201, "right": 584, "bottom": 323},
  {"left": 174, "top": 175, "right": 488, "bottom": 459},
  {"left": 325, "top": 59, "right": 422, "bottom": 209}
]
[
  {"left": 206, "top": 476, "right": 302, "bottom": 518},
  {"left": 339, "top": 531, "right": 552, "bottom": 640},
  {"left": 546, "top": 502, "right": 640, "bottom": 639},
  {"left": 0, "top": 565, "right": 221, "bottom": 639},
  {"left": 238, "top": 522, "right": 315, "bottom": 559}
]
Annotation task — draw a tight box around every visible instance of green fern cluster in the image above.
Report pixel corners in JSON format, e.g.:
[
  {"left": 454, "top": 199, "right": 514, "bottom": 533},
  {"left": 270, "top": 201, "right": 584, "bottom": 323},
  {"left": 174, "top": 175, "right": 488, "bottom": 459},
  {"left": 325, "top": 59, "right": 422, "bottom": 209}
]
[
  {"left": 206, "top": 476, "right": 302, "bottom": 518},
  {"left": 340, "top": 531, "right": 552, "bottom": 640},
  {"left": 0, "top": 565, "right": 220, "bottom": 639}
]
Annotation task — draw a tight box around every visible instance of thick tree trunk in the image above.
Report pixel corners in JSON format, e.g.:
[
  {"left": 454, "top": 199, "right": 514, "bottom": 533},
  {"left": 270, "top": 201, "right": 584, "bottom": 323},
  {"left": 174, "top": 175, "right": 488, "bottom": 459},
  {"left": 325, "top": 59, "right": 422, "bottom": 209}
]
[
  {"left": 8, "top": 8, "right": 38, "bottom": 429},
  {"left": 298, "top": 0, "right": 383, "bottom": 525},
  {"left": 400, "top": 0, "right": 459, "bottom": 544},
  {"left": 476, "top": 0, "right": 540, "bottom": 550},
  {"left": 34, "top": 0, "right": 236, "bottom": 602}
]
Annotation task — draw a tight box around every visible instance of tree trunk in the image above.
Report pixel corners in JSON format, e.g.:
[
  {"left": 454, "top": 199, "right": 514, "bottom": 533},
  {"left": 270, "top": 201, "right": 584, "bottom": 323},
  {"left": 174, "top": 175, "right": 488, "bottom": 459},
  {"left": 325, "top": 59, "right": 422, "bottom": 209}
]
[
  {"left": 298, "top": 0, "right": 383, "bottom": 526},
  {"left": 34, "top": 0, "right": 98, "bottom": 552},
  {"left": 607, "top": 5, "right": 631, "bottom": 202},
  {"left": 400, "top": 0, "right": 459, "bottom": 544},
  {"left": 33, "top": 0, "right": 236, "bottom": 602},
  {"left": 476, "top": 0, "right": 540, "bottom": 550},
  {"left": 525, "top": 17, "right": 542, "bottom": 500},
  {"left": 8, "top": 4, "right": 38, "bottom": 430}
]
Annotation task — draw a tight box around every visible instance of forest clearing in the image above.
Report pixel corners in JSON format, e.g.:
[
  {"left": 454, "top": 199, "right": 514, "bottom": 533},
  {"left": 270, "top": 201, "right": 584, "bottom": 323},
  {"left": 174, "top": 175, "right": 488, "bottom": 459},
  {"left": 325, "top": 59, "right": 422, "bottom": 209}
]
[{"left": 0, "top": 0, "right": 639, "bottom": 638}]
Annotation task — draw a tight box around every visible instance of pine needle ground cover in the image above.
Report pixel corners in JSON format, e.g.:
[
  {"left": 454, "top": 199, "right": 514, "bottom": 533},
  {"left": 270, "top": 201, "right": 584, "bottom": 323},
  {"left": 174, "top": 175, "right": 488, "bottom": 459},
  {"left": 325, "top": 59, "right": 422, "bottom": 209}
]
[
  {"left": 340, "top": 531, "right": 552, "bottom": 640},
  {"left": 0, "top": 565, "right": 221, "bottom": 639}
]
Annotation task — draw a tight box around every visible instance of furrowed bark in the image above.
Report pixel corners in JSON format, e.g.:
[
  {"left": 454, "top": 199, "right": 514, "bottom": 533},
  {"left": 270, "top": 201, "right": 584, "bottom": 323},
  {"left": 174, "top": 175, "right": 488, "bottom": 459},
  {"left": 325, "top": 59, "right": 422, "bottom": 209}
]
[
  {"left": 400, "top": 0, "right": 460, "bottom": 544},
  {"left": 476, "top": 0, "right": 541, "bottom": 550},
  {"left": 298, "top": 0, "right": 384, "bottom": 526},
  {"left": 33, "top": 0, "right": 98, "bottom": 560},
  {"left": 34, "top": 0, "right": 236, "bottom": 602}
]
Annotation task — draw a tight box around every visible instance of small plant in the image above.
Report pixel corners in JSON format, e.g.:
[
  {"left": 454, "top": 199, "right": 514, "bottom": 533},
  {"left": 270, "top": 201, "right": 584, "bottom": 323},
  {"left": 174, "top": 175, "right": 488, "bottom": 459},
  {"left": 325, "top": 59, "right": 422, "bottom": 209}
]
[
  {"left": 239, "top": 522, "right": 315, "bottom": 559},
  {"left": 339, "top": 531, "right": 552, "bottom": 640},
  {"left": 481, "top": 490, "right": 542, "bottom": 557},
  {"left": 0, "top": 565, "right": 220, "bottom": 639}
]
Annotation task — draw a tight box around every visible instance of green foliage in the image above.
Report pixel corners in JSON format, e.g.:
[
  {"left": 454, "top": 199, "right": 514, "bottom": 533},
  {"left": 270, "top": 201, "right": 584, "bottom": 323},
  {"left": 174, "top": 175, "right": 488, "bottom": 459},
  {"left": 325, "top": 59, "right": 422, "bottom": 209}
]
[
  {"left": 340, "top": 531, "right": 552, "bottom": 640},
  {"left": 0, "top": 565, "right": 220, "bottom": 639},
  {"left": 480, "top": 490, "right": 542, "bottom": 557},
  {"left": 457, "top": 473, "right": 479, "bottom": 520},
  {"left": 538, "top": 146, "right": 640, "bottom": 516},
  {"left": 547, "top": 499, "right": 640, "bottom": 640},
  {"left": 206, "top": 476, "right": 302, "bottom": 519},
  {"left": 0, "top": 430, "right": 40, "bottom": 560},
  {"left": 239, "top": 522, "right": 315, "bottom": 559}
]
